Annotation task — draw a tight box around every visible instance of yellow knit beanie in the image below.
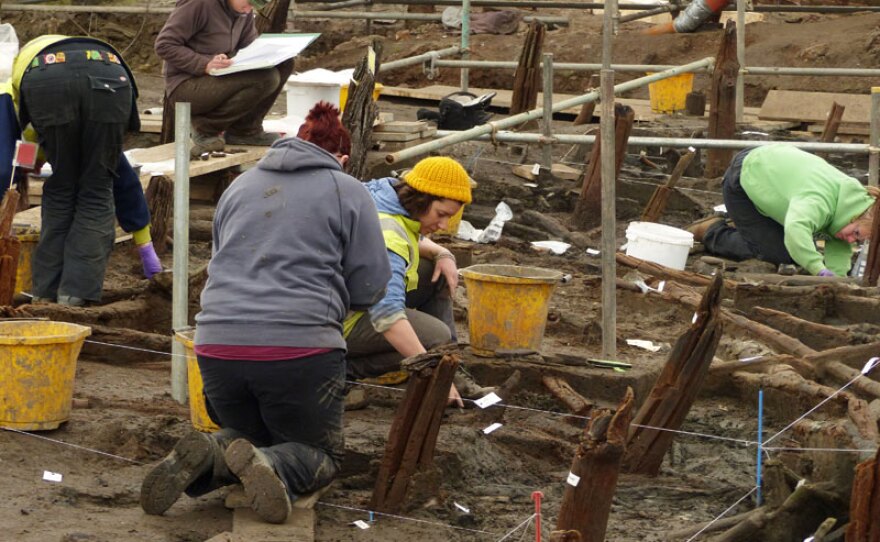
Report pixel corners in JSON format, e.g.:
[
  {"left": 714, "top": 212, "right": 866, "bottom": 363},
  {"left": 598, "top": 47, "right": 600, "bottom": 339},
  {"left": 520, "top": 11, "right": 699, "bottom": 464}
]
[{"left": 403, "top": 157, "right": 472, "bottom": 204}]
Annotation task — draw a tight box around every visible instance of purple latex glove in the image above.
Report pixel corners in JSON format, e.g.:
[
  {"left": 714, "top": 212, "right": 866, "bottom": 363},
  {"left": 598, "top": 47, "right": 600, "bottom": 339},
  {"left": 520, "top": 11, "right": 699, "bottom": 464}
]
[
  {"left": 138, "top": 242, "right": 162, "bottom": 279},
  {"left": 818, "top": 268, "right": 835, "bottom": 277}
]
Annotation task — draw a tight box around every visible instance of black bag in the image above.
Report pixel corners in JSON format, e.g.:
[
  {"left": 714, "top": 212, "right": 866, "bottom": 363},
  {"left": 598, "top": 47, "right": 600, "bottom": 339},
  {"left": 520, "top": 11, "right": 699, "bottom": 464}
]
[{"left": 417, "top": 91, "right": 495, "bottom": 130}]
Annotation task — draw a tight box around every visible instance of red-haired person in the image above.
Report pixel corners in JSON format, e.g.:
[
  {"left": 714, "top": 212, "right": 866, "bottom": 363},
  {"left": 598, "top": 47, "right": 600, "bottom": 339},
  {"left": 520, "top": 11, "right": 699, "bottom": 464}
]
[{"left": 140, "top": 102, "right": 390, "bottom": 523}]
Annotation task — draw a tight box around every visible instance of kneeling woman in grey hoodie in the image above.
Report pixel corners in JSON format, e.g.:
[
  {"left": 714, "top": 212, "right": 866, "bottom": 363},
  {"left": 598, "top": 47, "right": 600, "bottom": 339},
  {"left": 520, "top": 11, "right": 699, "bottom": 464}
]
[{"left": 141, "top": 102, "right": 391, "bottom": 524}]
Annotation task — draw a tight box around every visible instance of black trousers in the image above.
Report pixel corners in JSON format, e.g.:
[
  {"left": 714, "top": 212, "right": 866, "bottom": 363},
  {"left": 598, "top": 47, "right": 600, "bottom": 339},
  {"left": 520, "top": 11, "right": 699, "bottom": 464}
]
[
  {"left": 21, "top": 50, "right": 132, "bottom": 301},
  {"left": 196, "top": 350, "right": 345, "bottom": 499},
  {"left": 703, "top": 148, "right": 796, "bottom": 266}
]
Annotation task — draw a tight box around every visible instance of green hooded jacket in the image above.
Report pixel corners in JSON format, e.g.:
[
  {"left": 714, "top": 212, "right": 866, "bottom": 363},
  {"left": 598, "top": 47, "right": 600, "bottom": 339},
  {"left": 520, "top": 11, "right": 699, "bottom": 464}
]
[{"left": 740, "top": 144, "right": 874, "bottom": 276}]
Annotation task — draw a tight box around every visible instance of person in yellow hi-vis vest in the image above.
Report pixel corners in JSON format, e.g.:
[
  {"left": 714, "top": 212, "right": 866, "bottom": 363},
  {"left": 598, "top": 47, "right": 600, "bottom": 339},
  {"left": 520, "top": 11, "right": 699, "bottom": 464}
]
[
  {"left": 345, "top": 157, "right": 493, "bottom": 407},
  {"left": 11, "top": 34, "right": 141, "bottom": 305}
]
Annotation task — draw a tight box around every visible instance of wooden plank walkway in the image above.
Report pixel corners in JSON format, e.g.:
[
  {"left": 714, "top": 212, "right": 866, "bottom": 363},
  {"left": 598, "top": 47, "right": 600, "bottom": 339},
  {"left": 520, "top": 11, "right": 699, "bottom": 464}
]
[{"left": 758, "top": 90, "right": 871, "bottom": 125}]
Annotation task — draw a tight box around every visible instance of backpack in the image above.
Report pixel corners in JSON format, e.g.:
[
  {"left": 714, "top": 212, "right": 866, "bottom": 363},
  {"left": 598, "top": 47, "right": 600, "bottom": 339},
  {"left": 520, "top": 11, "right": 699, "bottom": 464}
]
[{"left": 417, "top": 91, "right": 495, "bottom": 131}]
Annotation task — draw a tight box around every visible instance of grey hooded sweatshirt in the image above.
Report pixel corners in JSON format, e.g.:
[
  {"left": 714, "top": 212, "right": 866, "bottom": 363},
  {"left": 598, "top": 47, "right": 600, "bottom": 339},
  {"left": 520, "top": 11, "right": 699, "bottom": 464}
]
[{"left": 194, "top": 137, "right": 391, "bottom": 350}]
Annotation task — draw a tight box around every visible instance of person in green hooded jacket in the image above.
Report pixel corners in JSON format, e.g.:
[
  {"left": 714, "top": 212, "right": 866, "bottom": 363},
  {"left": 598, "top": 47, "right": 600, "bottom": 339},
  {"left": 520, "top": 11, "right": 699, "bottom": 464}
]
[{"left": 691, "top": 144, "right": 878, "bottom": 276}]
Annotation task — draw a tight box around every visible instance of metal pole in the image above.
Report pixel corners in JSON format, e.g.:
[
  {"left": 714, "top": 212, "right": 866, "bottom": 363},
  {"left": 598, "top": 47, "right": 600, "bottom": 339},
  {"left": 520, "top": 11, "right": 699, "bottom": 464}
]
[
  {"left": 461, "top": 0, "right": 471, "bottom": 92},
  {"left": 756, "top": 389, "right": 764, "bottom": 507},
  {"left": 171, "top": 102, "right": 191, "bottom": 405},
  {"left": 292, "top": 10, "right": 568, "bottom": 23},
  {"left": 871, "top": 87, "right": 880, "bottom": 187},
  {"left": 433, "top": 130, "right": 872, "bottom": 153},
  {"left": 379, "top": 45, "right": 461, "bottom": 73},
  {"left": 541, "top": 53, "right": 554, "bottom": 175},
  {"left": 386, "top": 56, "right": 715, "bottom": 163},
  {"left": 735, "top": 0, "right": 745, "bottom": 124},
  {"left": 745, "top": 67, "right": 880, "bottom": 77},
  {"left": 433, "top": 59, "right": 711, "bottom": 73},
  {"left": 600, "top": 0, "right": 617, "bottom": 360}
]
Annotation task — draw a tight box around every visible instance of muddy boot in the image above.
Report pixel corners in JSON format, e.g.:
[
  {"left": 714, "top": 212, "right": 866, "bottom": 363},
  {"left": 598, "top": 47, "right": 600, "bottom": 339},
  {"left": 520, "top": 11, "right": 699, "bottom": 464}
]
[
  {"left": 452, "top": 368, "right": 496, "bottom": 401},
  {"left": 685, "top": 216, "right": 725, "bottom": 243},
  {"left": 225, "top": 439, "right": 291, "bottom": 524},
  {"left": 191, "top": 131, "right": 225, "bottom": 158},
  {"left": 225, "top": 131, "right": 279, "bottom": 147},
  {"left": 140, "top": 431, "right": 216, "bottom": 515}
]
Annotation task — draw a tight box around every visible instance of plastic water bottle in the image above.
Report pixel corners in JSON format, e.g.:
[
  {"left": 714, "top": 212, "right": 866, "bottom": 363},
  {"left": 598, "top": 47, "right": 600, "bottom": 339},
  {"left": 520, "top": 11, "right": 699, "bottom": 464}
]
[{"left": 851, "top": 241, "right": 869, "bottom": 278}]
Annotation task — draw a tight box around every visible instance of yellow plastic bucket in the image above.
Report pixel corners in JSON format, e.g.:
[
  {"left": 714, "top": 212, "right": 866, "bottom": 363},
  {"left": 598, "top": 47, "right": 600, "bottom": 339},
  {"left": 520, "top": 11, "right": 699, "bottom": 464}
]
[
  {"left": 174, "top": 329, "right": 220, "bottom": 432},
  {"left": 647, "top": 72, "right": 694, "bottom": 113},
  {"left": 0, "top": 321, "right": 91, "bottom": 430},
  {"left": 460, "top": 264, "right": 562, "bottom": 356},
  {"left": 340, "top": 82, "right": 384, "bottom": 113},
  {"left": 13, "top": 226, "right": 39, "bottom": 295}
]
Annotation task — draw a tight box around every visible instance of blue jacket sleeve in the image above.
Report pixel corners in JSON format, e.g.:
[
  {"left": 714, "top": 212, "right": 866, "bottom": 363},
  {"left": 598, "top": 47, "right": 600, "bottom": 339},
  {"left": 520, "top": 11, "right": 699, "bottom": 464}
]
[
  {"left": 0, "top": 92, "right": 20, "bottom": 203},
  {"left": 113, "top": 155, "right": 151, "bottom": 233},
  {"left": 341, "top": 177, "right": 392, "bottom": 310},
  {"left": 366, "top": 252, "right": 408, "bottom": 330}
]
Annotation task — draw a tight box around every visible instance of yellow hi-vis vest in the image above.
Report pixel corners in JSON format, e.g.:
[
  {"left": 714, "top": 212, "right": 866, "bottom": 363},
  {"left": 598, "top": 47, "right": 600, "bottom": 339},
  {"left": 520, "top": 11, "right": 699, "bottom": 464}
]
[{"left": 342, "top": 212, "right": 421, "bottom": 338}]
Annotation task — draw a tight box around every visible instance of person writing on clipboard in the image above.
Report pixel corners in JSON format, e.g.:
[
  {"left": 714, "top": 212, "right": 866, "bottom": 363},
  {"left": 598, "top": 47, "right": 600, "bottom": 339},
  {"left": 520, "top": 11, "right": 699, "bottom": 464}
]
[{"left": 155, "top": 0, "right": 289, "bottom": 156}]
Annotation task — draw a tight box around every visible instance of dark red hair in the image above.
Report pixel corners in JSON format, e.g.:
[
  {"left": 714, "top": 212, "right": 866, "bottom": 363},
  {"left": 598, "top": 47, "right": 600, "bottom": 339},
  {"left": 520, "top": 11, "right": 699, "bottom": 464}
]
[{"left": 296, "top": 101, "right": 351, "bottom": 156}]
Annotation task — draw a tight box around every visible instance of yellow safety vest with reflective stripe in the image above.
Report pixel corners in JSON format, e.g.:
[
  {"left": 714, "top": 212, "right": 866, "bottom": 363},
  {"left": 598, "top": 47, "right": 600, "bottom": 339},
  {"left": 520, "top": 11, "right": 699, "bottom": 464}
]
[{"left": 342, "top": 212, "right": 421, "bottom": 338}]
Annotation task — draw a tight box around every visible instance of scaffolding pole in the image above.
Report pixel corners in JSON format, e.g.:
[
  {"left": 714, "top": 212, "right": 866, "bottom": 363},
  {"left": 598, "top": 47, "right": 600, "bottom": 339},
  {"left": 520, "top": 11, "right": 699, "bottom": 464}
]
[
  {"left": 385, "top": 57, "right": 715, "bottom": 163},
  {"left": 599, "top": 0, "right": 617, "bottom": 360},
  {"left": 461, "top": 0, "right": 471, "bottom": 92},
  {"left": 871, "top": 87, "right": 880, "bottom": 188},
  {"left": 735, "top": 0, "right": 745, "bottom": 124},
  {"left": 379, "top": 45, "right": 462, "bottom": 73},
  {"left": 292, "top": 10, "right": 569, "bottom": 23},
  {"left": 171, "top": 102, "right": 191, "bottom": 405}
]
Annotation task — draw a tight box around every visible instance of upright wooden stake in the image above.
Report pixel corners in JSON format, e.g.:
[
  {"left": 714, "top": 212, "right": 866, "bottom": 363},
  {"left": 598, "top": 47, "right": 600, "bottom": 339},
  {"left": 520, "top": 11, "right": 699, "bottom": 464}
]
[
  {"left": 571, "top": 104, "right": 635, "bottom": 231},
  {"left": 145, "top": 175, "right": 174, "bottom": 255},
  {"left": 554, "top": 388, "right": 635, "bottom": 542},
  {"left": 342, "top": 43, "right": 382, "bottom": 180},
  {"left": 622, "top": 273, "right": 724, "bottom": 475},
  {"left": 0, "top": 188, "right": 21, "bottom": 306},
  {"left": 862, "top": 199, "right": 880, "bottom": 287},
  {"left": 705, "top": 21, "right": 739, "bottom": 178},
  {"left": 846, "top": 447, "right": 880, "bottom": 542},
  {"left": 510, "top": 22, "right": 545, "bottom": 115},
  {"left": 819, "top": 102, "right": 845, "bottom": 144}
]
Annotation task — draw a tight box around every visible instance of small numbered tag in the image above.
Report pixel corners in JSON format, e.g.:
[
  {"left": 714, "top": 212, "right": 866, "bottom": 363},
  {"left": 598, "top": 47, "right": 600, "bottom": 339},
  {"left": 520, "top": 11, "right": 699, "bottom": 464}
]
[
  {"left": 586, "top": 248, "right": 600, "bottom": 256},
  {"left": 566, "top": 471, "right": 580, "bottom": 487},
  {"left": 474, "top": 392, "right": 502, "bottom": 409},
  {"left": 531, "top": 163, "right": 541, "bottom": 176},
  {"left": 482, "top": 422, "right": 503, "bottom": 435},
  {"left": 43, "top": 471, "right": 62, "bottom": 483},
  {"left": 692, "top": 312, "right": 698, "bottom": 324},
  {"left": 454, "top": 502, "right": 471, "bottom": 514},
  {"left": 862, "top": 357, "right": 880, "bottom": 375},
  {"left": 656, "top": 281, "right": 666, "bottom": 292},
  {"left": 353, "top": 520, "right": 370, "bottom": 530}
]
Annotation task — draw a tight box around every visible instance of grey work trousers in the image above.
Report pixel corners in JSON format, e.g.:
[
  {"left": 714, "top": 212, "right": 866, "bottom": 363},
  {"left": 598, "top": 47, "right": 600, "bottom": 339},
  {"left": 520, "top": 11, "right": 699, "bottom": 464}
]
[
  {"left": 346, "top": 258, "right": 456, "bottom": 380},
  {"left": 168, "top": 60, "right": 292, "bottom": 137}
]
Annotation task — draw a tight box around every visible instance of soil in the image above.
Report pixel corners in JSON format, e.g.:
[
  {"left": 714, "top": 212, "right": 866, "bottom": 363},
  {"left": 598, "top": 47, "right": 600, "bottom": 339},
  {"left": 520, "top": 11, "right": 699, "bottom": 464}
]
[{"left": 2, "top": 6, "right": 879, "bottom": 542}]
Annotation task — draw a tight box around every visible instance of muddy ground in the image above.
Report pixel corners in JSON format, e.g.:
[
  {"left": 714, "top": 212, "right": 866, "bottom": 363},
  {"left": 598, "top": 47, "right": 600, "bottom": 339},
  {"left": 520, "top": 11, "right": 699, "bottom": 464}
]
[{"left": 2, "top": 6, "right": 879, "bottom": 542}]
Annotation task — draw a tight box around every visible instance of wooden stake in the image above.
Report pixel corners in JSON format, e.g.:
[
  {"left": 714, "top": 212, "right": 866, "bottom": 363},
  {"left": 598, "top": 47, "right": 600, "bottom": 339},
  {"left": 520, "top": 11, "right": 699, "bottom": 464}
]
[
  {"left": 510, "top": 22, "right": 545, "bottom": 115},
  {"left": 750, "top": 306, "right": 854, "bottom": 351},
  {"left": 818, "top": 102, "right": 845, "bottom": 147},
  {"left": 846, "top": 447, "right": 880, "bottom": 542},
  {"left": 145, "top": 175, "right": 173, "bottom": 254},
  {"left": 255, "top": 0, "right": 292, "bottom": 33},
  {"left": 640, "top": 149, "right": 695, "bottom": 223},
  {"left": 862, "top": 198, "right": 880, "bottom": 287},
  {"left": 554, "top": 388, "right": 634, "bottom": 542},
  {"left": 622, "top": 274, "right": 724, "bottom": 475},
  {"left": 342, "top": 43, "right": 382, "bottom": 180},
  {"left": 542, "top": 375, "right": 593, "bottom": 421},
  {"left": 571, "top": 104, "right": 635, "bottom": 231},
  {"left": 0, "top": 188, "right": 21, "bottom": 306},
  {"left": 705, "top": 21, "right": 739, "bottom": 178}
]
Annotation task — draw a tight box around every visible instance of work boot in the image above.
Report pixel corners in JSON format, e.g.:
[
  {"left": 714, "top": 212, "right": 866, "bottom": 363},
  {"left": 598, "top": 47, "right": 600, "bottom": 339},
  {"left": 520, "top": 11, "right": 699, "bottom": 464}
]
[
  {"left": 225, "top": 439, "right": 291, "bottom": 524},
  {"left": 452, "top": 367, "right": 496, "bottom": 401},
  {"left": 57, "top": 295, "right": 87, "bottom": 307},
  {"left": 224, "top": 131, "right": 280, "bottom": 147},
  {"left": 685, "top": 216, "right": 725, "bottom": 243},
  {"left": 140, "top": 431, "right": 217, "bottom": 515},
  {"left": 191, "top": 131, "right": 225, "bottom": 157}
]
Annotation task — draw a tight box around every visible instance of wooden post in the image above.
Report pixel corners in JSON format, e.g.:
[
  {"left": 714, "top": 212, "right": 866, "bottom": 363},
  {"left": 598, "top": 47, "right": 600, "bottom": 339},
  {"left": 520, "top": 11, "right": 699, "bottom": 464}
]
[
  {"left": 342, "top": 43, "right": 382, "bottom": 180},
  {"left": 862, "top": 199, "right": 880, "bottom": 287},
  {"left": 371, "top": 353, "right": 459, "bottom": 513},
  {"left": 0, "top": 188, "right": 21, "bottom": 306},
  {"left": 554, "top": 388, "right": 634, "bottom": 542},
  {"left": 749, "top": 306, "right": 854, "bottom": 351},
  {"left": 705, "top": 21, "right": 739, "bottom": 178},
  {"left": 640, "top": 149, "right": 695, "bottom": 222},
  {"left": 571, "top": 103, "right": 635, "bottom": 231},
  {"left": 255, "top": 0, "right": 292, "bottom": 33},
  {"left": 846, "top": 447, "right": 880, "bottom": 542},
  {"left": 145, "top": 175, "right": 174, "bottom": 255},
  {"left": 542, "top": 375, "right": 593, "bottom": 421},
  {"left": 510, "top": 21, "right": 545, "bottom": 115},
  {"left": 622, "top": 274, "right": 724, "bottom": 475},
  {"left": 819, "top": 102, "right": 845, "bottom": 144}
]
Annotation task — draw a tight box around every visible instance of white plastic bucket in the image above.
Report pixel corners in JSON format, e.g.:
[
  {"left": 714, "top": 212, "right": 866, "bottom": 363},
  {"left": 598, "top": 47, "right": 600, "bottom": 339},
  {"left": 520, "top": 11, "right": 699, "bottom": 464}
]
[
  {"left": 625, "top": 222, "right": 694, "bottom": 270},
  {"left": 285, "top": 68, "right": 353, "bottom": 124}
]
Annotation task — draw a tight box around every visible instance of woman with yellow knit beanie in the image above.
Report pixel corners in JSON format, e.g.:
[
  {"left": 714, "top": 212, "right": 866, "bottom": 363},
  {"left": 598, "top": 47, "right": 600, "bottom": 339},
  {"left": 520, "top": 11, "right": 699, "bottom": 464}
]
[{"left": 345, "top": 156, "right": 490, "bottom": 407}]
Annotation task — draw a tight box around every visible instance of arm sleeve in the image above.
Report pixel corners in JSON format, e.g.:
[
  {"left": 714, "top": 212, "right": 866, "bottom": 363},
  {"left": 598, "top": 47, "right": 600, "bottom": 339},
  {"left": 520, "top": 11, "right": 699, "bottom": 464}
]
[
  {"left": 367, "top": 252, "right": 409, "bottom": 333},
  {"left": 113, "top": 155, "right": 151, "bottom": 233},
  {"left": 342, "top": 182, "right": 392, "bottom": 311},
  {"left": 154, "top": 3, "right": 213, "bottom": 76},
  {"left": 783, "top": 198, "right": 829, "bottom": 276},
  {"left": 822, "top": 238, "right": 854, "bottom": 277},
  {"left": 237, "top": 15, "right": 258, "bottom": 50},
  {"left": 0, "top": 93, "right": 18, "bottom": 202}
]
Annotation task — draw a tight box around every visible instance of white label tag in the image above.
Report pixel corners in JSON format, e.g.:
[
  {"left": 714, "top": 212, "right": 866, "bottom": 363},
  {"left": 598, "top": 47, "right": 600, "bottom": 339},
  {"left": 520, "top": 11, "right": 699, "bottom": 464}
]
[
  {"left": 739, "top": 355, "right": 763, "bottom": 363},
  {"left": 862, "top": 357, "right": 880, "bottom": 375},
  {"left": 692, "top": 313, "right": 698, "bottom": 324},
  {"left": 566, "top": 471, "right": 580, "bottom": 487},
  {"left": 531, "top": 163, "right": 541, "bottom": 176},
  {"left": 43, "top": 471, "right": 62, "bottom": 483},
  {"left": 482, "top": 422, "right": 503, "bottom": 434},
  {"left": 454, "top": 502, "right": 471, "bottom": 514},
  {"left": 353, "top": 520, "right": 370, "bottom": 530},
  {"left": 474, "top": 392, "right": 502, "bottom": 409},
  {"left": 656, "top": 280, "right": 666, "bottom": 292},
  {"left": 586, "top": 248, "right": 600, "bottom": 256}
]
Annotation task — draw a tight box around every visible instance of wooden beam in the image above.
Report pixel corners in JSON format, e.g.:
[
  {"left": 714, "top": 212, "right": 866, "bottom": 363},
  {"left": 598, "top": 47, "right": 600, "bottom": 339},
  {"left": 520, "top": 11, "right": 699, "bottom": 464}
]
[
  {"left": 705, "top": 21, "right": 739, "bottom": 178},
  {"left": 640, "top": 149, "right": 695, "bottom": 223},
  {"left": 510, "top": 22, "right": 545, "bottom": 115}
]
